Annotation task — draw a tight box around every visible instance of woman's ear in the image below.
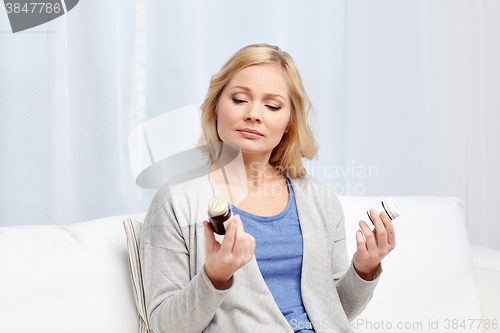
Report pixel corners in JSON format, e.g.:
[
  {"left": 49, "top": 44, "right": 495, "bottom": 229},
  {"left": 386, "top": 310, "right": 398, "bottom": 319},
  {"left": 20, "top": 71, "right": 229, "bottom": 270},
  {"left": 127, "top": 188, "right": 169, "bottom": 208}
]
[{"left": 284, "top": 121, "right": 290, "bottom": 133}]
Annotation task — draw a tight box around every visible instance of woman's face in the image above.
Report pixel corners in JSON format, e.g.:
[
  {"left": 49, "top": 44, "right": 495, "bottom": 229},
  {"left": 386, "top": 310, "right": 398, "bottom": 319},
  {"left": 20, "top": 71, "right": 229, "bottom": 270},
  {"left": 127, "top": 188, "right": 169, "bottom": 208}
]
[{"left": 215, "top": 63, "right": 291, "bottom": 159}]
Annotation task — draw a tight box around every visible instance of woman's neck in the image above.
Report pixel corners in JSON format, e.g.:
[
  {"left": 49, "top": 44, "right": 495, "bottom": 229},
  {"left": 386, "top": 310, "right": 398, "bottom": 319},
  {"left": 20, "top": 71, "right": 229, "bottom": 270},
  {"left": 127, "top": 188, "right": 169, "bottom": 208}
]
[{"left": 210, "top": 142, "right": 283, "bottom": 204}]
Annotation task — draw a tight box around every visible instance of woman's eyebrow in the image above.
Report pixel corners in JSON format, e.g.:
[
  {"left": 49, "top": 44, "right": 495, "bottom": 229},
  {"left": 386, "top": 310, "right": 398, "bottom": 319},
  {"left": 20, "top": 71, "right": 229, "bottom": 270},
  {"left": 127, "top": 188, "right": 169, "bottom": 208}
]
[
  {"left": 231, "top": 86, "right": 286, "bottom": 102},
  {"left": 231, "top": 85, "right": 250, "bottom": 91},
  {"left": 267, "top": 93, "right": 286, "bottom": 102}
]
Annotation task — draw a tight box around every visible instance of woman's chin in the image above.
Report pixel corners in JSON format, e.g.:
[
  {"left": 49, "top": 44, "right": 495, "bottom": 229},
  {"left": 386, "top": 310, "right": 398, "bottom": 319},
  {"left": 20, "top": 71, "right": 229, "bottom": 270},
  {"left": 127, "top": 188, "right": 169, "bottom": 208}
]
[{"left": 218, "top": 137, "right": 277, "bottom": 158}]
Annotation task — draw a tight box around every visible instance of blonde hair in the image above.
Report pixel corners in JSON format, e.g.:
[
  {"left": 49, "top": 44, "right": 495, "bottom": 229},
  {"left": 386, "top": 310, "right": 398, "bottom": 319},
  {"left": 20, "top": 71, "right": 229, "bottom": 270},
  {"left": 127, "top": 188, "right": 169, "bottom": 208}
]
[{"left": 196, "top": 44, "right": 318, "bottom": 178}]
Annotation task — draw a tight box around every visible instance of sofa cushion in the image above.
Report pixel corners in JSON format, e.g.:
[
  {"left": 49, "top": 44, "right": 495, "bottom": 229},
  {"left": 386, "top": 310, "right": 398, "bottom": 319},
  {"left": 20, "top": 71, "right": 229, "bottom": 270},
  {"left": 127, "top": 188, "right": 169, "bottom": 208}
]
[
  {"left": 338, "top": 196, "right": 482, "bottom": 332},
  {"left": 470, "top": 245, "right": 500, "bottom": 325},
  {"left": 0, "top": 212, "right": 145, "bottom": 333}
]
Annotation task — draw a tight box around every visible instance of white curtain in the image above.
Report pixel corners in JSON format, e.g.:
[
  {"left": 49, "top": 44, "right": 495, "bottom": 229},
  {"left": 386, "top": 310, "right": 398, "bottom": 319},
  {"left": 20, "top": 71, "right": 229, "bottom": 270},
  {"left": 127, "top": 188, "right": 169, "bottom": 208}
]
[
  {"left": 341, "top": 0, "right": 500, "bottom": 251},
  {"left": 0, "top": 0, "right": 498, "bottom": 251},
  {"left": 0, "top": 0, "right": 149, "bottom": 224}
]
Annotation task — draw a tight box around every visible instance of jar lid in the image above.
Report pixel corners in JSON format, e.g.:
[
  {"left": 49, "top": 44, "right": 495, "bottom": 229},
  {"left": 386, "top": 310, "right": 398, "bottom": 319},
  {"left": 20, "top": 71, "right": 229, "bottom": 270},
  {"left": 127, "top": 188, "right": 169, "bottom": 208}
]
[
  {"left": 383, "top": 197, "right": 401, "bottom": 220},
  {"left": 208, "top": 197, "right": 228, "bottom": 216}
]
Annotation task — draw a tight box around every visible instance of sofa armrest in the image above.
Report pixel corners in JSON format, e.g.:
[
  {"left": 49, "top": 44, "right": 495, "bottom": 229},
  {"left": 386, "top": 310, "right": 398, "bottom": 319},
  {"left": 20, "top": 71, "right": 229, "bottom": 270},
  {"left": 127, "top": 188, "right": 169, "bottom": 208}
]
[{"left": 470, "top": 245, "right": 500, "bottom": 329}]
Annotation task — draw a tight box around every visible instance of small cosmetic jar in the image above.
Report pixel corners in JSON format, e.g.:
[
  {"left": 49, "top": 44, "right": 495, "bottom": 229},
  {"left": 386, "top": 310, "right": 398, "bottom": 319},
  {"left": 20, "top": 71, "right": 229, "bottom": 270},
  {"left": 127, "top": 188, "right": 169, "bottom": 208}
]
[
  {"left": 208, "top": 197, "right": 234, "bottom": 235},
  {"left": 367, "top": 197, "right": 401, "bottom": 224}
]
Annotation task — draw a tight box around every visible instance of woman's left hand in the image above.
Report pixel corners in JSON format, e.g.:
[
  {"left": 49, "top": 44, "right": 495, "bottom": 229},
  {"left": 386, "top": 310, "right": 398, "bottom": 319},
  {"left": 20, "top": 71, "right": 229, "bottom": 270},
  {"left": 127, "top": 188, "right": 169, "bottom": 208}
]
[{"left": 353, "top": 209, "right": 396, "bottom": 281}]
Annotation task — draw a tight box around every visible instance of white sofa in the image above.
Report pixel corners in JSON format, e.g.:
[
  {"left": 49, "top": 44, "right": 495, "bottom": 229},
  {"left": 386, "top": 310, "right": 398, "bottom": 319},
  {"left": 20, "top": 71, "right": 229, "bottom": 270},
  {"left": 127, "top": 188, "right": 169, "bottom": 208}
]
[{"left": 0, "top": 196, "right": 498, "bottom": 333}]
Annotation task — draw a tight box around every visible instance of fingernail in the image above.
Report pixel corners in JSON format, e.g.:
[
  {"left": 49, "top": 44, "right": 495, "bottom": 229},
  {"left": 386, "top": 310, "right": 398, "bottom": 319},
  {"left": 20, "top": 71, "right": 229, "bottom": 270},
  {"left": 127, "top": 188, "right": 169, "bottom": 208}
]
[
  {"left": 381, "top": 211, "right": 387, "bottom": 218},
  {"left": 371, "top": 208, "right": 377, "bottom": 214}
]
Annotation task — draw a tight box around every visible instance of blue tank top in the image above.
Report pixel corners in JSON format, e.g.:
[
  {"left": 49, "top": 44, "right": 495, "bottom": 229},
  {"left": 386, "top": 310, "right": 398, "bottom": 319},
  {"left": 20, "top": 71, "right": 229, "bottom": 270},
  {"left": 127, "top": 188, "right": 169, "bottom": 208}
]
[{"left": 228, "top": 173, "right": 315, "bottom": 333}]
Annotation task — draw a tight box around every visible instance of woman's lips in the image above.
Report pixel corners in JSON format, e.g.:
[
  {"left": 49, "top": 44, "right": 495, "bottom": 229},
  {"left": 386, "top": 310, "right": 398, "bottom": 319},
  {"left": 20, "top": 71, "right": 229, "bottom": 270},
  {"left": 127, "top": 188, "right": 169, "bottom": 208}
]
[{"left": 238, "top": 130, "right": 263, "bottom": 139}]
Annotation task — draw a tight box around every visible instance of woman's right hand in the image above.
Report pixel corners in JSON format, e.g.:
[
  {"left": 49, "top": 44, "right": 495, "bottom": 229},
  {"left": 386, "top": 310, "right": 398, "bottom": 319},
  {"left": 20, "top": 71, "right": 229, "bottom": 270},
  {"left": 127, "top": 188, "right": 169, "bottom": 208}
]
[{"left": 203, "top": 214, "right": 256, "bottom": 290}]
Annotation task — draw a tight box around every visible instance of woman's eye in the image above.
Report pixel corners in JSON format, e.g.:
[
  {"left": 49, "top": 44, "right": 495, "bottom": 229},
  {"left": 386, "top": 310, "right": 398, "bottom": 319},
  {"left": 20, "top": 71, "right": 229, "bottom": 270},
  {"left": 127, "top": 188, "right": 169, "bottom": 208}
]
[
  {"left": 267, "top": 105, "right": 281, "bottom": 111},
  {"left": 232, "top": 98, "right": 245, "bottom": 104}
]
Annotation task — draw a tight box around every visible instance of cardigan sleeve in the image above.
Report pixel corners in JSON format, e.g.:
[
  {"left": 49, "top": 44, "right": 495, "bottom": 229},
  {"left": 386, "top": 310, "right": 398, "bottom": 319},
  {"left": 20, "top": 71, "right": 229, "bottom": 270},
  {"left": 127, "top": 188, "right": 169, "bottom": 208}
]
[
  {"left": 327, "top": 186, "right": 383, "bottom": 321},
  {"left": 139, "top": 184, "right": 234, "bottom": 333}
]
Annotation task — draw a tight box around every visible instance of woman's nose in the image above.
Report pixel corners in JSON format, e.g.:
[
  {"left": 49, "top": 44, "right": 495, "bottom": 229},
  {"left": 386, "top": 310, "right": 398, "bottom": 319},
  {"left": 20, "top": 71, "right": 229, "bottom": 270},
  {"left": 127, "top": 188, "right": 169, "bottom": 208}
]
[{"left": 244, "top": 103, "right": 261, "bottom": 122}]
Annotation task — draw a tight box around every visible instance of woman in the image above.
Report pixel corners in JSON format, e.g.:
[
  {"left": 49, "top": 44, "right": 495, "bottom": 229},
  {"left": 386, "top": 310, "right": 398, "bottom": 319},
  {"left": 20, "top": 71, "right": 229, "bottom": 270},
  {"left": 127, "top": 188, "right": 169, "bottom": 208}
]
[{"left": 139, "top": 44, "right": 396, "bottom": 333}]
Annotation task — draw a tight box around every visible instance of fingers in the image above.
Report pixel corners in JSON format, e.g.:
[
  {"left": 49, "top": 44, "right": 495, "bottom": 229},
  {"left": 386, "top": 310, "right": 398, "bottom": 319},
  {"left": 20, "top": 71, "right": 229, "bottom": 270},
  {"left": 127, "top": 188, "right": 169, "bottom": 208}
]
[
  {"left": 359, "top": 220, "right": 378, "bottom": 253},
  {"left": 232, "top": 215, "right": 244, "bottom": 253},
  {"left": 369, "top": 208, "right": 388, "bottom": 246},
  {"left": 203, "top": 220, "right": 217, "bottom": 252},
  {"left": 354, "top": 209, "right": 397, "bottom": 278},
  {"left": 220, "top": 215, "right": 238, "bottom": 255},
  {"left": 204, "top": 215, "right": 255, "bottom": 286},
  {"left": 231, "top": 217, "right": 246, "bottom": 260},
  {"left": 380, "top": 211, "right": 396, "bottom": 249},
  {"left": 232, "top": 216, "right": 256, "bottom": 262},
  {"left": 355, "top": 229, "right": 368, "bottom": 255},
  {"left": 219, "top": 215, "right": 256, "bottom": 265},
  {"left": 357, "top": 209, "right": 396, "bottom": 257}
]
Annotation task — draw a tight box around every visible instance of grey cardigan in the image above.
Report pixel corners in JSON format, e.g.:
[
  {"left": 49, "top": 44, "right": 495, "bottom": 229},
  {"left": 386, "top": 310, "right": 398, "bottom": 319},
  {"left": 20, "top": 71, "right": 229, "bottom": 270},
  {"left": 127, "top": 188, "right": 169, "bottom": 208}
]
[{"left": 139, "top": 163, "right": 381, "bottom": 333}]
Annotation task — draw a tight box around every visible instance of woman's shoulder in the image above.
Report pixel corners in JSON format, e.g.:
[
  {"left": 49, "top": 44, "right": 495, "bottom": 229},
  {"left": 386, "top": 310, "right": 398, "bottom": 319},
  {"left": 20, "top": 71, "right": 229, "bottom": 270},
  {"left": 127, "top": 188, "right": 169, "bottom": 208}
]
[
  {"left": 142, "top": 164, "right": 212, "bottom": 240},
  {"left": 154, "top": 164, "right": 212, "bottom": 199},
  {"left": 145, "top": 164, "right": 213, "bottom": 226}
]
